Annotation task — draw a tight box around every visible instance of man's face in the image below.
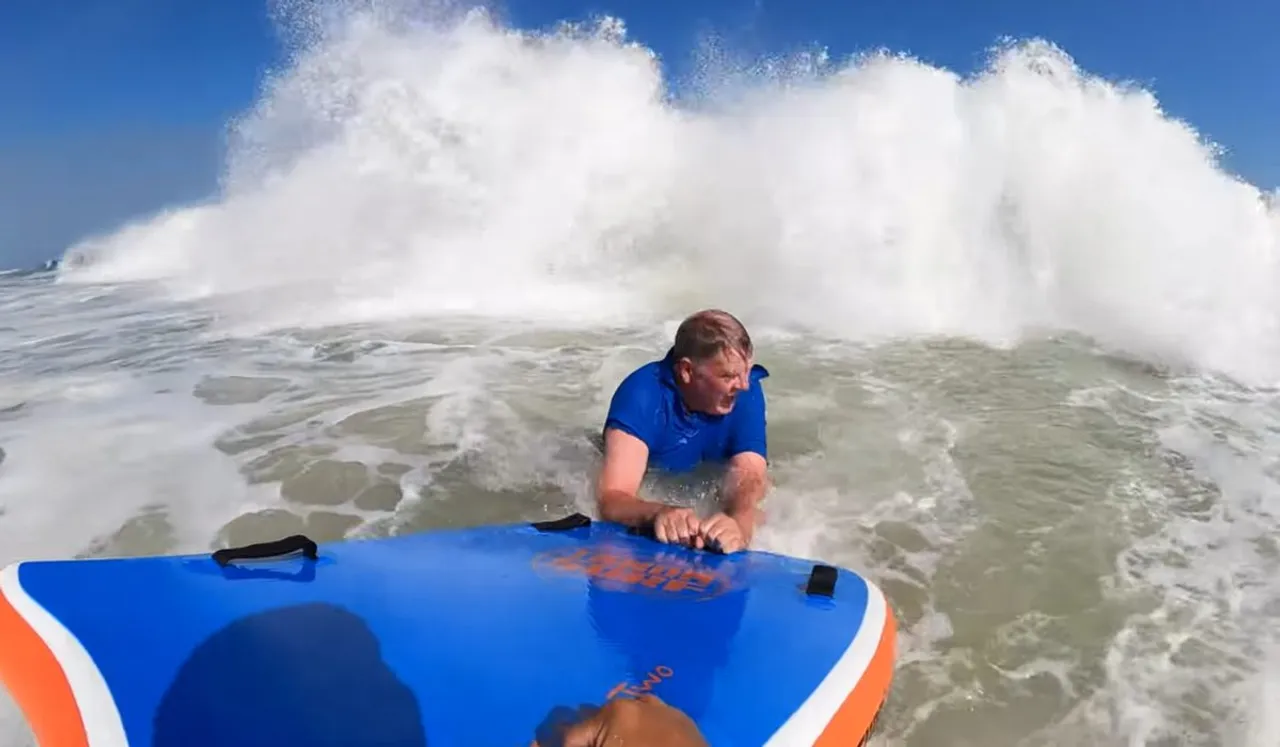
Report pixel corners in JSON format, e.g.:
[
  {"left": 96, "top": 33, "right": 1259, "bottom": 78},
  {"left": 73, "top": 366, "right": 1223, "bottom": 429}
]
[{"left": 676, "top": 348, "right": 752, "bottom": 416}]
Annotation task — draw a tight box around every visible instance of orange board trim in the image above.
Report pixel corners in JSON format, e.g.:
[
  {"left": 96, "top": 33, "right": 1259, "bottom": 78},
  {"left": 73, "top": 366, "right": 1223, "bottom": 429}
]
[
  {"left": 0, "top": 567, "right": 91, "bottom": 747},
  {"left": 814, "top": 599, "right": 898, "bottom": 746}
]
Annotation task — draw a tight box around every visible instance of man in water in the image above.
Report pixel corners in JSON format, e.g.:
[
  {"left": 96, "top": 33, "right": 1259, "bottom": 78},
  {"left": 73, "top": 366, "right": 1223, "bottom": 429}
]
[{"left": 595, "top": 309, "right": 770, "bottom": 554}]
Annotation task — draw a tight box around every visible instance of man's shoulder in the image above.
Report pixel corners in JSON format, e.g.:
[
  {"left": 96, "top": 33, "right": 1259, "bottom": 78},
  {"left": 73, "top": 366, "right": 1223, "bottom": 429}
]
[
  {"left": 726, "top": 364, "right": 770, "bottom": 426},
  {"left": 604, "top": 358, "right": 671, "bottom": 447},
  {"left": 606, "top": 357, "right": 670, "bottom": 417},
  {"left": 613, "top": 358, "right": 667, "bottom": 399},
  {"left": 743, "top": 363, "right": 771, "bottom": 404}
]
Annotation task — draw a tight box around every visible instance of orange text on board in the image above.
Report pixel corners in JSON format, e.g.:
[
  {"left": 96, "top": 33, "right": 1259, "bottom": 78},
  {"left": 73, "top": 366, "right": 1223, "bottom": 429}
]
[
  {"left": 531, "top": 547, "right": 733, "bottom": 600},
  {"left": 606, "top": 666, "right": 674, "bottom": 701}
]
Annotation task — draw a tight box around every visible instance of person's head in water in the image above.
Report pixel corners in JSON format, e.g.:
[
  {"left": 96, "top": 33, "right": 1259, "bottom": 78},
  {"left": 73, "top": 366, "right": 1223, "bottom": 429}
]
[{"left": 669, "top": 310, "right": 754, "bottom": 417}]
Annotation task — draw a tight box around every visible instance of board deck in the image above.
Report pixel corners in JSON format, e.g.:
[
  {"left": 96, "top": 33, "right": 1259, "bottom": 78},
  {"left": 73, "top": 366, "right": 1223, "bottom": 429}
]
[{"left": 0, "top": 515, "right": 895, "bottom": 746}]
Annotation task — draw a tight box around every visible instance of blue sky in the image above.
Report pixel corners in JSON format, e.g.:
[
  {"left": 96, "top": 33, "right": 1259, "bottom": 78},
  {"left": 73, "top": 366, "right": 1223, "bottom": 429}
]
[{"left": 1, "top": 0, "right": 1276, "bottom": 269}]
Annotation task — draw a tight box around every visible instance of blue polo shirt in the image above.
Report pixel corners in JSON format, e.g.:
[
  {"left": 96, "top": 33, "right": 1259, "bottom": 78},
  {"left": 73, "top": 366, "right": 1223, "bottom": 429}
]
[{"left": 603, "top": 349, "right": 769, "bottom": 473}]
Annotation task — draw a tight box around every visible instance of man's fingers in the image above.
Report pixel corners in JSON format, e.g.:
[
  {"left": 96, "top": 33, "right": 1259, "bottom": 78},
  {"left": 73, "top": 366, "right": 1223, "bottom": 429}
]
[
  {"left": 654, "top": 509, "right": 700, "bottom": 547},
  {"left": 654, "top": 518, "right": 670, "bottom": 544},
  {"left": 656, "top": 510, "right": 690, "bottom": 546},
  {"left": 681, "top": 513, "right": 701, "bottom": 545},
  {"left": 702, "top": 515, "right": 731, "bottom": 540},
  {"left": 655, "top": 509, "right": 747, "bottom": 551},
  {"left": 670, "top": 519, "right": 687, "bottom": 544},
  {"left": 702, "top": 514, "right": 745, "bottom": 554}
]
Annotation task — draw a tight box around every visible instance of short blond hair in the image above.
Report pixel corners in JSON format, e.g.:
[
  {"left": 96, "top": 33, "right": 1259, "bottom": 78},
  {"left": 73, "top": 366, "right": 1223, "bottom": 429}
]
[{"left": 672, "top": 309, "right": 752, "bottom": 363}]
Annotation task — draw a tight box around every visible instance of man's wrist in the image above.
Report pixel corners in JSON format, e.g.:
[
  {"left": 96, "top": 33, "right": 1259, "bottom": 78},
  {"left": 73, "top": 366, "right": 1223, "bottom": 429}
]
[{"left": 600, "top": 491, "right": 676, "bottom": 529}]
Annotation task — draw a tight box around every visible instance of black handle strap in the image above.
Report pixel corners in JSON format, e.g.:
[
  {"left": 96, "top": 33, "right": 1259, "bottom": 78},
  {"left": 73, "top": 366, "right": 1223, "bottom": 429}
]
[
  {"left": 212, "top": 534, "right": 319, "bottom": 568},
  {"left": 805, "top": 564, "right": 838, "bottom": 597},
  {"left": 531, "top": 513, "right": 592, "bottom": 532}
]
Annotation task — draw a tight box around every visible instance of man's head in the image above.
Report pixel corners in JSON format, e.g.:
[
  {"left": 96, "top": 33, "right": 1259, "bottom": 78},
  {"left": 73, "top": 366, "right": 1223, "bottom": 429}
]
[{"left": 669, "top": 309, "right": 754, "bottom": 417}]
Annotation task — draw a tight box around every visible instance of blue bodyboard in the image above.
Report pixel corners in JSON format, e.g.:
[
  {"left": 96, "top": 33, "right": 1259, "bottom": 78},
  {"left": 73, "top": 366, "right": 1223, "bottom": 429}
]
[{"left": 0, "top": 516, "right": 894, "bottom": 746}]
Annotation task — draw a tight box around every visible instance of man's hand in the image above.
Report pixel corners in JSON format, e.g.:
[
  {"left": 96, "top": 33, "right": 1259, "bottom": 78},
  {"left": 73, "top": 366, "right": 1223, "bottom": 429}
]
[
  {"left": 534, "top": 695, "right": 709, "bottom": 747},
  {"left": 698, "top": 512, "right": 747, "bottom": 554},
  {"left": 654, "top": 506, "right": 703, "bottom": 549}
]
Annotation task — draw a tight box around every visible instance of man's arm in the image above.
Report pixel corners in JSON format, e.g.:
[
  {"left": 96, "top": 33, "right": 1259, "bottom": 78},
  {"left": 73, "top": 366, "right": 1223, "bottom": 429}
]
[
  {"left": 596, "top": 427, "right": 667, "bottom": 527},
  {"left": 596, "top": 428, "right": 703, "bottom": 547},
  {"left": 720, "top": 451, "right": 769, "bottom": 544},
  {"left": 597, "top": 369, "right": 680, "bottom": 529},
  {"left": 712, "top": 372, "right": 771, "bottom": 546}
]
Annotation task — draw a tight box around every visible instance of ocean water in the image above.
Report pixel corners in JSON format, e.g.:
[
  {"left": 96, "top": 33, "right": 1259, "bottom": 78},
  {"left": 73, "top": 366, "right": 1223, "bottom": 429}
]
[{"left": 3, "top": 1, "right": 1280, "bottom": 744}]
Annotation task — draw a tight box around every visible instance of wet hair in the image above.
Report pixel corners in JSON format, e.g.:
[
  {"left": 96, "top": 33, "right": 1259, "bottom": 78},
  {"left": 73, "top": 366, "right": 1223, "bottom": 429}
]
[{"left": 671, "top": 309, "right": 753, "bottom": 364}]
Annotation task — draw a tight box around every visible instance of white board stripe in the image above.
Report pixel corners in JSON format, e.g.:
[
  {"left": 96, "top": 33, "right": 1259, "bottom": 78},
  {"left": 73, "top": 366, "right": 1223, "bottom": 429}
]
[
  {"left": 763, "top": 579, "right": 889, "bottom": 746},
  {"left": 0, "top": 564, "right": 128, "bottom": 747}
]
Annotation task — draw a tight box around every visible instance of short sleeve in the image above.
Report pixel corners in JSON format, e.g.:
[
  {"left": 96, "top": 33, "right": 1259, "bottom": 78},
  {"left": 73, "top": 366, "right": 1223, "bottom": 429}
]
[
  {"left": 727, "top": 366, "right": 768, "bottom": 459},
  {"left": 603, "top": 368, "right": 661, "bottom": 449}
]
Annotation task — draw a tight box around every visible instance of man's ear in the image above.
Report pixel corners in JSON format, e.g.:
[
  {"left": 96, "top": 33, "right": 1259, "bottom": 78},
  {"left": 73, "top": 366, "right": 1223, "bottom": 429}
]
[{"left": 673, "top": 358, "right": 693, "bottom": 384}]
